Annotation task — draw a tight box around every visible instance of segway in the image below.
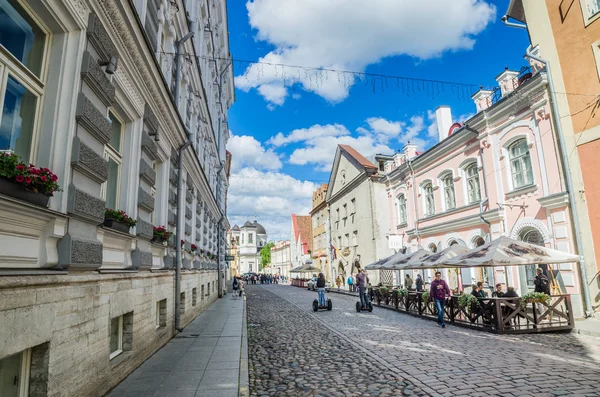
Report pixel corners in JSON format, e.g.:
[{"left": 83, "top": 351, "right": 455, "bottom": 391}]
[
  {"left": 356, "top": 293, "right": 373, "bottom": 312},
  {"left": 313, "top": 298, "right": 333, "bottom": 311}
]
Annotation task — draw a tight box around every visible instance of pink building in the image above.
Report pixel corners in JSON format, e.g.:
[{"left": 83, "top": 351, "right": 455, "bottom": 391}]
[{"left": 384, "top": 60, "right": 583, "bottom": 316}]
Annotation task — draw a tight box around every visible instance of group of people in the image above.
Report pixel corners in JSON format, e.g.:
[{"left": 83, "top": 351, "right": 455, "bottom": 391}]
[{"left": 244, "top": 273, "right": 287, "bottom": 284}]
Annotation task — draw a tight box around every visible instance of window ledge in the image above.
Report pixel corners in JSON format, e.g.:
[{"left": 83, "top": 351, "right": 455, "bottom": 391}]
[
  {"left": 0, "top": 269, "right": 68, "bottom": 276},
  {"left": 100, "top": 225, "right": 135, "bottom": 239},
  {"left": 98, "top": 269, "right": 138, "bottom": 274},
  {"left": 418, "top": 202, "right": 480, "bottom": 222},
  {"left": 396, "top": 222, "right": 408, "bottom": 229},
  {"left": 505, "top": 184, "right": 537, "bottom": 199}
]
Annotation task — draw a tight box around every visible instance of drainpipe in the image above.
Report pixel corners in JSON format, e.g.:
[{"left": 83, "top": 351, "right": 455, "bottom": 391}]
[
  {"left": 327, "top": 206, "right": 333, "bottom": 281},
  {"left": 217, "top": 215, "right": 224, "bottom": 298},
  {"left": 174, "top": 27, "right": 195, "bottom": 333},
  {"left": 477, "top": 136, "right": 495, "bottom": 287},
  {"left": 523, "top": 47, "right": 593, "bottom": 317},
  {"left": 406, "top": 156, "right": 419, "bottom": 247}
]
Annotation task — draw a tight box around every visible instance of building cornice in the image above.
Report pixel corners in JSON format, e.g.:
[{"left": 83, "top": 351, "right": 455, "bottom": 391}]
[
  {"left": 406, "top": 208, "right": 502, "bottom": 237},
  {"left": 537, "top": 192, "right": 570, "bottom": 210}
]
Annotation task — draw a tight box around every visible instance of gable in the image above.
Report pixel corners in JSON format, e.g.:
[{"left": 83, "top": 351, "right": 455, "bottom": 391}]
[{"left": 328, "top": 151, "right": 364, "bottom": 199}]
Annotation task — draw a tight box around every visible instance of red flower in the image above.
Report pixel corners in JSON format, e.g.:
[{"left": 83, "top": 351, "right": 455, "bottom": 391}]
[
  {"left": 25, "top": 177, "right": 32, "bottom": 184},
  {"left": 15, "top": 175, "right": 24, "bottom": 183},
  {"left": 16, "top": 165, "right": 25, "bottom": 171},
  {"left": 40, "top": 176, "right": 47, "bottom": 182},
  {"left": 51, "top": 175, "right": 58, "bottom": 182}
]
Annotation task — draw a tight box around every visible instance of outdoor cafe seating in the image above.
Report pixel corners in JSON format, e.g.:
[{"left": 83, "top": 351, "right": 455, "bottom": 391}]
[{"left": 364, "top": 237, "right": 576, "bottom": 334}]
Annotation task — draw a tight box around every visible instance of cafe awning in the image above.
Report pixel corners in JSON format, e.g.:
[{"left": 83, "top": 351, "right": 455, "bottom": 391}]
[
  {"left": 364, "top": 254, "right": 394, "bottom": 270},
  {"left": 289, "top": 265, "right": 305, "bottom": 273},
  {"left": 381, "top": 250, "right": 431, "bottom": 270},
  {"left": 443, "top": 236, "right": 579, "bottom": 268},
  {"left": 403, "top": 245, "right": 470, "bottom": 270}
]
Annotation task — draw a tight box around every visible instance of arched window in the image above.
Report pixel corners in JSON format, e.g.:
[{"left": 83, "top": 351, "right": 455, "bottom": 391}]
[
  {"left": 474, "top": 237, "right": 485, "bottom": 247},
  {"left": 519, "top": 228, "right": 544, "bottom": 286},
  {"left": 442, "top": 173, "right": 456, "bottom": 210},
  {"left": 509, "top": 139, "right": 533, "bottom": 188},
  {"left": 423, "top": 182, "right": 435, "bottom": 216},
  {"left": 428, "top": 243, "right": 438, "bottom": 253},
  {"left": 465, "top": 163, "right": 481, "bottom": 203},
  {"left": 448, "top": 239, "right": 458, "bottom": 246},
  {"left": 397, "top": 194, "right": 407, "bottom": 225}
]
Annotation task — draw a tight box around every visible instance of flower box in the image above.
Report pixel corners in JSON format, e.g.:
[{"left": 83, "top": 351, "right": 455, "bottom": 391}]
[
  {"left": 151, "top": 235, "right": 168, "bottom": 245},
  {"left": 103, "top": 218, "right": 131, "bottom": 233},
  {"left": 0, "top": 177, "right": 50, "bottom": 207}
]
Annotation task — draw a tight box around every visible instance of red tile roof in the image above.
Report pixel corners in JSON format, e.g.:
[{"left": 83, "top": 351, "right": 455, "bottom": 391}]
[
  {"left": 339, "top": 144, "right": 377, "bottom": 170},
  {"left": 292, "top": 214, "right": 312, "bottom": 254}
]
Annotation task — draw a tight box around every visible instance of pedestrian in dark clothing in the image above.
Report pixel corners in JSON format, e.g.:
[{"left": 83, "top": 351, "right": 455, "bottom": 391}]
[
  {"left": 356, "top": 270, "right": 370, "bottom": 308},
  {"left": 430, "top": 271, "right": 451, "bottom": 328},
  {"left": 232, "top": 277, "right": 239, "bottom": 298},
  {"left": 534, "top": 268, "right": 551, "bottom": 294},
  {"left": 503, "top": 287, "right": 519, "bottom": 298},
  {"left": 317, "top": 273, "right": 327, "bottom": 307},
  {"left": 492, "top": 283, "right": 504, "bottom": 298},
  {"left": 415, "top": 274, "right": 423, "bottom": 292},
  {"left": 471, "top": 282, "right": 485, "bottom": 298}
]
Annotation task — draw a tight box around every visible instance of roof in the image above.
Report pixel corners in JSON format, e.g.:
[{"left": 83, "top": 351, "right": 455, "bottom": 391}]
[
  {"left": 252, "top": 220, "right": 267, "bottom": 235},
  {"left": 242, "top": 221, "right": 254, "bottom": 228},
  {"left": 231, "top": 224, "right": 240, "bottom": 231},
  {"left": 506, "top": 0, "right": 525, "bottom": 23},
  {"left": 292, "top": 214, "right": 312, "bottom": 254},
  {"left": 339, "top": 144, "right": 377, "bottom": 170}
]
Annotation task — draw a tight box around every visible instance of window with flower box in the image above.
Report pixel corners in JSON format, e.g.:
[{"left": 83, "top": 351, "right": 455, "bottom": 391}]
[{"left": 0, "top": 0, "right": 49, "bottom": 163}]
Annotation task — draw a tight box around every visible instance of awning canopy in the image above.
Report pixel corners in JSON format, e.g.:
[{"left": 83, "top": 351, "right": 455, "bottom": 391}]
[
  {"left": 443, "top": 236, "right": 579, "bottom": 268},
  {"left": 381, "top": 250, "right": 430, "bottom": 270},
  {"left": 290, "top": 264, "right": 321, "bottom": 273},
  {"left": 289, "top": 265, "right": 305, "bottom": 273},
  {"left": 364, "top": 254, "right": 394, "bottom": 270},
  {"left": 404, "top": 245, "right": 470, "bottom": 270}
]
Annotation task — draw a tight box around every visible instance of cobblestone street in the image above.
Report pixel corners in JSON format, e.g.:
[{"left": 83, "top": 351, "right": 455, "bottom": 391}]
[{"left": 246, "top": 285, "right": 600, "bottom": 397}]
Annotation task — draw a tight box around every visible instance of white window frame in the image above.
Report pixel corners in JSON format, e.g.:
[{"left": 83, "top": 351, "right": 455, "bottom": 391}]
[
  {"left": 441, "top": 173, "right": 456, "bottom": 211},
  {"left": 421, "top": 181, "right": 435, "bottom": 217},
  {"left": 397, "top": 194, "right": 407, "bottom": 225},
  {"left": 352, "top": 231, "right": 358, "bottom": 246},
  {"left": 155, "top": 301, "right": 160, "bottom": 328},
  {"left": 507, "top": 138, "right": 534, "bottom": 190},
  {"left": 580, "top": 0, "right": 600, "bottom": 25},
  {"left": 110, "top": 315, "right": 124, "bottom": 360},
  {"left": 463, "top": 162, "right": 481, "bottom": 204},
  {"left": 102, "top": 111, "right": 124, "bottom": 208},
  {"left": 0, "top": 1, "right": 50, "bottom": 163},
  {"left": 351, "top": 198, "right": 356, "bottom": 214},
  {"left": 0, "top": 348, "right": 31, "bottom": 397}
]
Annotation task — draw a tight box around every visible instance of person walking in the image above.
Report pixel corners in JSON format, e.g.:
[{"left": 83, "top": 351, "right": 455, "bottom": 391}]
[
  {"left": 317, "top": 273, "right": 327, "bottom": 307},
  {"left": 415, "top": 274, "right": 423, "bottom": 292},
  {"left": 232, "top": 276, "right": 239, "bottom": 299},
  {"left": 347, "top": 275, "right": 354, "bottom": 292},
  {"left": 356, "top": 269, "right": 370, "bottom": 308},
  {"left": 430, "top": 271, "right": 451, "bottom": 328},
  {"left": 534, "top": 267, "right": 551, "bottom": 313},
  {"left": 336, "top": 275, "right": 342, "bottom": 290},
  {"left": 405, "top": 274, "right": 413, "bottom": 290}
]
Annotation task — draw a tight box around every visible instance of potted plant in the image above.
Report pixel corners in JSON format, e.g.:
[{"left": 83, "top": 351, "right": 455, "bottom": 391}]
[
  {"left": 104, "top": 209, "right": 136, "bottom": 233},
  {"left": 151, "top": 226, "right": 171, "bottom": 244},
  {"left": 0, "top": 153, "right": 61, "bottom": 207},
  {"left": 520, "top": 292, "right": 550, "bottom": 310},
  {"left": 421, "top": 291, "right": 430, "bottom": 303},
  {"left": 458, "top": 294, "right": 479, "bottom": 312},
  {"left": 191, "top": 244, "right": 198, "bottom": 253}
]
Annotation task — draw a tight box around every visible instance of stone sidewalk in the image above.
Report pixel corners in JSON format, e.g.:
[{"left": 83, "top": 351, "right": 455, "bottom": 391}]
[{"left": 106, "top": 294, "right": 248, "bottom": 397}]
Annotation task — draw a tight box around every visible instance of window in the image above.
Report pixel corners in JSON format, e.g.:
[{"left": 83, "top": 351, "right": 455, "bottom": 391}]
[
  {"left": 201, "top": 285, "right": 205, "bottom": 300},
  {"left": 448, "top": 240, "right": 458, "bottom": 246},
  {"left": 313, "top": 217, "right": 317, "bottom": 228},
  {"left": 241, "top": 234, "right": 244, "bottom": 244},
  {"left": 465, "top": 164, "right": 481, "bottom": 203},
  {"left": 110, "top": 316, "right": 124, "bottom": 359},
  {"left": 180, "top": 292, "right": 186, "bottom": 313},
  {"left": 156, "top": 299, "right": 166, "bottom": 328},
  {"left": 423, "top": 183, "right": 435, "bottom": 216},
  {"left": 351, "top": 199, "right": 356, "bottom": 214},
  {"left": 352, "top": 231, "right": 357, "bottom": 246},
  {"left": 509, "top": 139, "right": 533, "bottom": 189},
  {"left": 0, "top": 0, "right": 47, "bottom": 162},
  {"left": 519, "top": 228, "right": 544, "bottom": 286},
  {"left": 192, "top": 288, "right": 197, "bottom": 306},
  {"left": 344, "top": 233, "right": 349, "bottom": 247},
  {"left": 337, "top": 236, "right": 342, "bottom": 249},
  {"left": 428, "top": 243, "right": 437, "bottom": 253},
  {"left": 442, "top": 174, "right": 456, "bottom": 211},
  {"left": 343, "top": 204, "right": 348, "bottom": 218},
  {"left": 397, "top": 194, "right": 407, "bottom": 225},
  {"left": 587, "top": 0, "right": 600, "bottom": 16},
  {"left": 0, "top": 348, "right": 31, "bottom": 396},
  {"left": 336, "top": 208, "right": 340, "bottom": 221},
  {"left": 104, "top": 113, "right": 123, "bottom": 209},
  {"left": 248, "top": 233, "right": 253, "bottom": 244}
]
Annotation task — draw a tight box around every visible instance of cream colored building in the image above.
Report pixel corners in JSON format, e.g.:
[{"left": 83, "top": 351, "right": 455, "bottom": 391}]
[{"left": 310, "top": 184, "right": 330, "bottom": 280}]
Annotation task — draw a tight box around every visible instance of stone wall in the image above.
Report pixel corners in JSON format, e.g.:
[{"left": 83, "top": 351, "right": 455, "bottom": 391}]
[{"left": 0, "top": 270, "right": 218, "bottom": 397}]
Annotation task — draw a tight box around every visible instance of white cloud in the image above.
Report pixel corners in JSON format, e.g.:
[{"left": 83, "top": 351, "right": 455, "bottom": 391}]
[
  {"left": 288, "top": 134, "right": 393, "bottom": 171},
  {"left": 227, "top": 134, "right": 282, "bottom": 172},
  {"left": 236, "top": 0, "right": 496, "bottom": 105},
  {"left": 268, "top": 123, "right": 350, "bottom": 147},
  {"left": 227, "top": 167, "right": 317, "bottom": 240}
]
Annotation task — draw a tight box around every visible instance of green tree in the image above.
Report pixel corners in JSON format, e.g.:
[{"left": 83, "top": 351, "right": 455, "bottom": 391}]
[{"left": 259, "top": 242, "right": 275, "bottom": 270}]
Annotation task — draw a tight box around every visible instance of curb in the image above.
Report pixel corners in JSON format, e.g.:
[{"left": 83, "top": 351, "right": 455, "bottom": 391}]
[{"left": 239, "top": 295, "right": 249, "bottom": 397}]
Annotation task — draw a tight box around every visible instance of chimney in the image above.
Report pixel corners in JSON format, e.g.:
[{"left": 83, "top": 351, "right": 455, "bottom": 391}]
[
  {"left": 435, "top": 106, "right": 453, "bottom": 142},
  {"left": 472, "top": 88, "right": 494, "bottom": 112},
  {"left": 496, "top": 67, "right": 519, "bottom": 97},
  {"left": 404, "top": 142, "right": 418, "bottom": 160}
]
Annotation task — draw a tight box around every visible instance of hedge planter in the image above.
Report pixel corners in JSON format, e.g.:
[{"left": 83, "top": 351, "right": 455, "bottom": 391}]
[
  {"left": 0, "top": 177, "right": 51, "bottom": 207},
  {"left": 103, "top": 218, "right": 131, "bottom": 233}
]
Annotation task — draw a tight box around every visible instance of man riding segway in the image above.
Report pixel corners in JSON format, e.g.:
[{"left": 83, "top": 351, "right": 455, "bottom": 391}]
[{"left": 355, "top": 268, "right": 373, "bottom": 312}]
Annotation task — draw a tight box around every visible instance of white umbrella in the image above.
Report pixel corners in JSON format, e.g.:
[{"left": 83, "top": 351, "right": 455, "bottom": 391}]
[
  {"left": 364, "top": 254, "right": 394, "bottom": 270},
  {"left": 443, "top": 236, "right": 579, "bottom": 268},
  {"left": 381, "top": 249, "right": 431, "bottom": 270},
  {"left": 406, "top": 245, "right": 470, "bottom": 270}
]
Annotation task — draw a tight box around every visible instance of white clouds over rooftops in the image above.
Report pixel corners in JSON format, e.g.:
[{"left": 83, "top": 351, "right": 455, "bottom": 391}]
[
  {"left": 227, "top": 133, "right": 282, "bottom": 172},
  {"left": 268, "top": 123, "right": 350, "bottom": 147},
  {"left": 235, "top": 0, "right": 496, "bottom": 106}
]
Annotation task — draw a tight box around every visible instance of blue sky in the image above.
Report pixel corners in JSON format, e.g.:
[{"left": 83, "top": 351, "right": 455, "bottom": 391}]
[{"left": 225, "top": 0, "right": 531, "bottom": 240}]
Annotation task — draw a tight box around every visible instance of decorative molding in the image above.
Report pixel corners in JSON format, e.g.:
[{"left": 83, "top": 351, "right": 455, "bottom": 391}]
[
  {"left": 537, "top": 192, "right": 570, "bottom": 210},
  {"left": 57, "top": 234, "right": 103, "bottom": 270},
  {"left": 136, "top": 218, "right": 153, "bottom": 239},
  {"left": 185, "top": 207, "right": 192, "bottom": 220},
  {"left": 169, "top": 169, "right": 178, "bottom": 185},
  {"left": 131, "top": 248, "right": 152, "bottom": 270},
  {"left": 75, "top": 93, "right": 111, "bottom": 145},
  {"left": 141, "top": 131, "right": 158, "bottom": 160},
  {"left": 71, "top": 137, "right": 109, "bottom": 184},
  {"left": 137, "top": 187, "right": 155, "bottom": 212},
  {"left": 139, "top": 158, "right": 156, "bottom": 185},
  {"left": 67, "top": 184, "right": 105, "bottom": 224},
  {"left": 81, "top": 51, "right": 115, "bottom": 107},
  {"left": 185, "top": 224, "right": 192, "bottom": 236},
  {"left": 114, "top": 67, "right": 144, "bottom": 116},
  {"left": 168, "top": 210, "right": 176, "bottom": 226},
  {"left": 168, "top": 189, "right": 177, "bottom": 205},
  {"left": 509, "top": 217, "right": 552, "bottom": 243},
  {"left": 86, "top": 12, "right": 119, "bottom": 62},
  {"left": 144, "top": 103, "right": 160, "bottom": 135},
  {"left": 65, "top": 0, "right": 89, "bottom": 27}
]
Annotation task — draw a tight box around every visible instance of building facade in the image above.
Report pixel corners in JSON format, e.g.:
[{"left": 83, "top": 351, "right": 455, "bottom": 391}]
[
  {"left": 231, "top": 220, "right": 267, "bottom": 274},
  {"left": 226, "top": 224, "right": 240, "bottom": 277},
  {"left": 506, "top": 0, "right": 599, "bottom": 315},
  {"left": 270, "top": 240, "right": 292, "bottom": 278},
  {"left": 384, "top": 57, "right": 583, "bottom": 315},
  {"left": 326, "top": 145, "right": 392, "bottom": 284},
  {"left": 310, "top": 184, "right": 330, "bottom": 280},
  {"left": 0, "top": 0, "right": 232, "bottom": 396},
  {"left": 291, "top": 214, "right": 312, "bottom": 270}
]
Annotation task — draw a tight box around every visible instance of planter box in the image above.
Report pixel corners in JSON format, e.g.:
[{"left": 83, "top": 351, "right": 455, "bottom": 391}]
[
  {"left": 103, "top": 218, "right": 131, "bottom": 233},
  {"left": 0, "top": 177, "right": 50, "bottom": 207},
  {"left": 151, "top": 236, "right": 168, "bottom": 245}
]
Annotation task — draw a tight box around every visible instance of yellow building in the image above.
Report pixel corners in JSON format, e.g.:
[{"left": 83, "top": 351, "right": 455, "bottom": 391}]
[
  {"left": 506, "top": 0, "right": 600, "bottom": 315},
  {"left": 310, "top": 184, "right": 330, "bottom": 280}
]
